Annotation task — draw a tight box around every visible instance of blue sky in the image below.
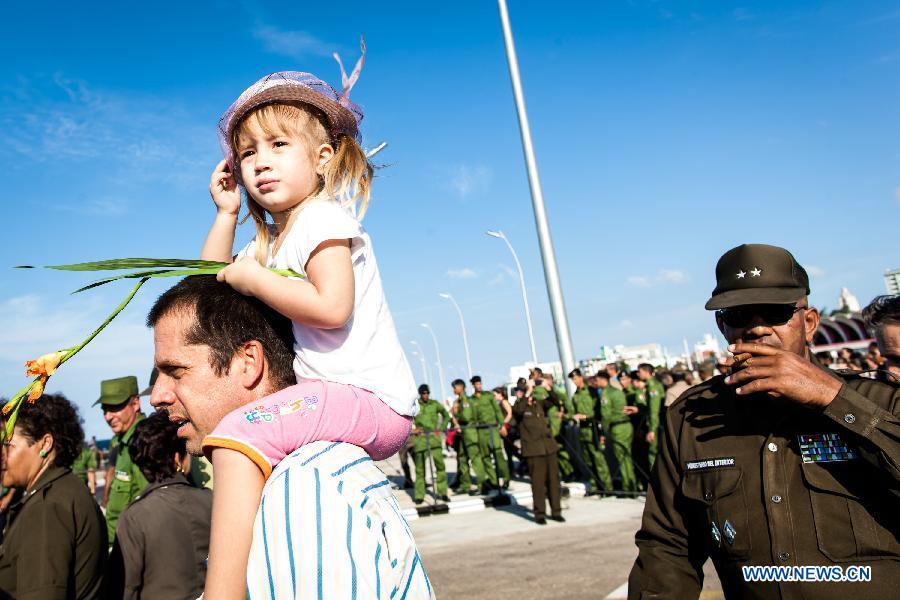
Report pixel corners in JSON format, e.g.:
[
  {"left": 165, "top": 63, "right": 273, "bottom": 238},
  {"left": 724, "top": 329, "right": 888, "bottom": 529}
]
[{"left": 2, "top": 1, "right": 898, "bottom": 438}]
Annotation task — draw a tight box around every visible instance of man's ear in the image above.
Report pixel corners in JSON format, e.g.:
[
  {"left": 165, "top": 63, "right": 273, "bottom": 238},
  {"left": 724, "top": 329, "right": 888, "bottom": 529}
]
[
  {"left": 803, "top": 306, "right": 820, "bottom": 344},
  {"left": 232, "top": 340, "right": 266, "bottom": 391}
]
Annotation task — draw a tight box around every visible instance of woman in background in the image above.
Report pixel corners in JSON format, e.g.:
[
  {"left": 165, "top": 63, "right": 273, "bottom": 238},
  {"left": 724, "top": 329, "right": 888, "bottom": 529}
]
[
  {"left": 0, "top": 393, "right": 107, "bottom": 599},
  {"left": 107, "top": 411, "right": 212, "bottom": 600}
]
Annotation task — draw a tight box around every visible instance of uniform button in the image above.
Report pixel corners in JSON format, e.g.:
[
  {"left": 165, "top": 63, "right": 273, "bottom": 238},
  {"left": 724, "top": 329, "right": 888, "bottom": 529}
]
[
  {"left": 704, "top": 492, "right": 714, "bottom": 501},
  {"left": 778, "top": 552, "right": 790, "bottom": 561},
  {"left": 767, "top": 442, "right": 778, "bottom": 452},
  {"left": 771, "top": 495, "right": 782, "bottom": 503},
  {"left": 844, "top": 413, "right": 856, "bottom": 424}
]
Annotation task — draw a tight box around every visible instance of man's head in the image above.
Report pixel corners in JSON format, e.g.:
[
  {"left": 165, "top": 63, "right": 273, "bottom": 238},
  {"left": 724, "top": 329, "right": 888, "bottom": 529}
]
[
  {"left": 707, "top": 244, "right": 819, "bottom": 357},
  {"left": 451, "top": 378, "right": 466, "bottom": 396},
  {"left": 146, "top": 276, "right": 295, "bottom": 454},
  {"left": 862, "top": 295, "right": 900, "bottom": 380},
  {"left": 637, "top": 363, "right": 654, "bottom": 381},
  {"left": 604, "top": 363, "right": 619, "bottom": 378},
  {"left": 418, "top": 383, "right": 430, "bottom": 401},
  {"left": 95, "top": 376, "right": 142, "bottom": 435},
  {"left": 568, "top": 367, "right": 584, "bottom": 389},
  {"left": 470, "top": 375, "right": 483, "bottom": 393},
  {"left": 595, "top": 372, "right": 610, "bottom": 389},
  {"left": 619, "top": 370, "right": 633, "bottom": 388}
]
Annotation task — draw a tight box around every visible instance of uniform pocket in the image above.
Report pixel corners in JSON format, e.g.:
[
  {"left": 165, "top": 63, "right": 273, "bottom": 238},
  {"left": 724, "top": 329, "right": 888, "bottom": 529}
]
[
  {"left": 800, "top": 461, "right": 899, "bottom": 561},
  {"left": 681, "top": 468, "right": 751, "bottom": 560}
]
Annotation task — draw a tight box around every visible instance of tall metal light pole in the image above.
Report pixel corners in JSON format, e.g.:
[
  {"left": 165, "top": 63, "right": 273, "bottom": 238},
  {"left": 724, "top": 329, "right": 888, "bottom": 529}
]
[
  {"left": 496, "top": 0, "right": 577, "bottom": 396},
  {"left": 420, "top": 323, "right": 447, "bottom": 400},
  {"left": 408, "top": 348, "right": 429, "bottom": 386},
  {"left": 485, "top": 230, "right": 538, "bottom": 364},
  {"left": 409, "top": 340, "right": 432, "bottom": 385},
  {"left": 438, "top": 293, "right": 473, "bottom": 379}
]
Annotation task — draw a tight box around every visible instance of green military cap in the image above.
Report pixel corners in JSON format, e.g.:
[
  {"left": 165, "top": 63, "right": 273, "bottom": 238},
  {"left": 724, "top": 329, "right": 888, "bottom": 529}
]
[
  {"left": 705, "top": 243, "right": 809, "bottom": 310},
  {"left": 94, "top": 376, "right": 139, "bottom": 407}
]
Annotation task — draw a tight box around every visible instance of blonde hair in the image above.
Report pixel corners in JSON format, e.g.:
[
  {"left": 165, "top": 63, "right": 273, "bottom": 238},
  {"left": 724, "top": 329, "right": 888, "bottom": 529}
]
[{"left": 231, "top": 102, "right": 374, "bottom": 264}]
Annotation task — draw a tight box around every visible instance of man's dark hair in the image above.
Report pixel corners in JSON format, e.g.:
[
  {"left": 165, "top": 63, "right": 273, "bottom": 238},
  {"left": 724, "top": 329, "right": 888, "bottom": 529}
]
[
  {"left": 131, "top": 411, "right": 186, "bottom": 483},
  {"left": 638, "top": 363, "right": 654, "bottom": 373},
  {"left": 147, "top": 276, "right": 296, "bottom": 390},
  {"left": 451, "top": 378, "right": 465, "bottom": 388},
  {"left": 16, "top": 393, "right": 84, "bottom": 468},
  {"left": 862, "top": 295, "right": 900, "bottom": 333}
]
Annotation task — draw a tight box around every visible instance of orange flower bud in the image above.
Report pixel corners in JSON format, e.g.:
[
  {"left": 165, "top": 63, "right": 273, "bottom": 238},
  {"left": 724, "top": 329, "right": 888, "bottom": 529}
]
[
  {"left": 25, "top": 351, "right": 66, "bottom": 378},
  {"left": 27, "top": 377, "right": 46, "bottom": 402}
]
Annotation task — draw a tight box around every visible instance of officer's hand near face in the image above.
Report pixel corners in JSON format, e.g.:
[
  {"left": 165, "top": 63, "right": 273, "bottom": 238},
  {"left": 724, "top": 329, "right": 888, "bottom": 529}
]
[
  {"left": 721, "top": 342, "right": 842, "bottom": 407},
  {"left": 716, "top": 300, "right": 844, "bottom": 408}
]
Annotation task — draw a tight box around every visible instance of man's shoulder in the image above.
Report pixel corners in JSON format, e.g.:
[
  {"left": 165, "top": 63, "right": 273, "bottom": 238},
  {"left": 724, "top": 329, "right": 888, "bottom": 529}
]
[
  {"left": 272, "top": 441, "right": 387, "bottom": 490},
  {"left": 668, "top": 375, "right": 728, "bottom": 414},
  {"left": 838, "top": 371, "right": 900, "bottom": 409}
]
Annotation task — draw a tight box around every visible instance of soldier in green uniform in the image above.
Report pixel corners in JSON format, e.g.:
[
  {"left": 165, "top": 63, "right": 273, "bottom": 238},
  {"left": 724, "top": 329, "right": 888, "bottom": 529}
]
[
  {"left": 95, "top": 376, "right": 149, "bottom": 544},
  {"left": 411, "top": 384, "right": 452, "bottom": 504},
  {"left": 596, "top": 372, "right": 638, "bottom": 492},
  {"left": 567, "top": 368, "right": 612, "bottom": 492},
  {"left": 637, "top": 363, "right": 665, "bottom": 468},
  {"left": 470, "top": 375, "right": 510, "bottom": 491},
  {"left": 71, "top": 444, "right": 98, "bottom": 496},
  {"left": 450, "top": 378, "right": 486, "bottom": 495}
]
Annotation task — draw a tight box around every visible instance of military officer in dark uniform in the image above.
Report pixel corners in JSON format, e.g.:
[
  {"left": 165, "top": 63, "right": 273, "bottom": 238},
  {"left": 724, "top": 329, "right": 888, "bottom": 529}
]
[
  {"left": 629, "top": 243, "right": 900, "bottom": 599},
  {"left": 513, "top": 380, "right": 565, "bottom": 525}
]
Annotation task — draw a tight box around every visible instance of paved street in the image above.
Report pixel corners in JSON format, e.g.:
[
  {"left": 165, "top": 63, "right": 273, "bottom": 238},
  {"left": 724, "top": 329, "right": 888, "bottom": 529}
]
[{"left": 410, "top": 495, "right": 723, "bottom": 599}]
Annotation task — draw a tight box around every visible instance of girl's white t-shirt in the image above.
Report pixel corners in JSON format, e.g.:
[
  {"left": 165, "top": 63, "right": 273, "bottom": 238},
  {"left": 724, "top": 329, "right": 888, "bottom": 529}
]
[{"left": 237, "top": 199, "right": 418, "bottom": 417}]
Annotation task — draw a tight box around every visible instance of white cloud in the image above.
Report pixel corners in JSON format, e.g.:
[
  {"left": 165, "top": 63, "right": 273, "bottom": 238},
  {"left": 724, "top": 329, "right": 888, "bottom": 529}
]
[
  {"left": 627, "top": 269, "right": 689, "bottom": 288},
  {"left": 446, "top": 268, "right": 478, "bottom": 280},
  {"left": 1, "top": 74, "right": 210, "bottom": 203},
  {"left": 660, "top": 269, "right": 687, "bottom": 284},
  {"left": 446, "top": 165, "right": 492, "bottom": 198},
  {"left": 252, "top": 25, "right": 333, "bottom": 60},
  {"left": 807, "top": 266, "right": 826, "bottom": 279},
  {"left": 487, "top": 263, "right": 517, "bottom": 286},
  {"left": 626, "top": 276, "right": 652, "bottom": 288},
  {"left": 619, "top": 319, "right": 633, "bottom": 328},
  {"left": 895, "top": 186, "right": 900, "bottom": 206}
]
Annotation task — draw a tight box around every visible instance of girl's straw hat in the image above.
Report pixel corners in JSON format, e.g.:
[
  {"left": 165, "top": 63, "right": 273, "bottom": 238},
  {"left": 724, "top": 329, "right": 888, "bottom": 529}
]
[{"left": 217, "top": 40, "right": 366, "bottom": 177}]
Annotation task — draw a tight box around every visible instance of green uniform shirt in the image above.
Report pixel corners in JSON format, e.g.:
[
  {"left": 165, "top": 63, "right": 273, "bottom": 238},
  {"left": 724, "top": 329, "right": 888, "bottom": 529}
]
[
  {"left": 72, "top": 446, "right": 97, "bottom": 485},
  {"left": 473, "top": 391, "right": 503, "bottom": 425},
  {"left": 600, "top": 385, "right": 629, "bottom": 428},
  {"left": 412, "top": 399, "right": 451, "bottom": 452},
  {"left": 571, "top": 386, "right": 596, "bottom": 420},
  {"left": 454, "top": 394, "right": 479, "bottom": 444},
  {"left": 105, "top": 414, "right": 149, "bottom": 544},
  {"left": 645, "top": 377, "right": 665, "bottom": 434}
]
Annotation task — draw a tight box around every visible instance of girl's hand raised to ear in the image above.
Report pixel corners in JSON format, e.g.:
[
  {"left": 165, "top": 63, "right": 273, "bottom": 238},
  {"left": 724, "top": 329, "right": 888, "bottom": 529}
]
[{"left": 209, "top": 159, "right": 242, "bottom": 216}]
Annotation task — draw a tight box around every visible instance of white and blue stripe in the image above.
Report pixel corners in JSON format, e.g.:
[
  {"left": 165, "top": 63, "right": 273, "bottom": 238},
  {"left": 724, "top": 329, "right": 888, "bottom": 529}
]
[{"left": 246, "top": 441, "right": 434, "bottom": 599}]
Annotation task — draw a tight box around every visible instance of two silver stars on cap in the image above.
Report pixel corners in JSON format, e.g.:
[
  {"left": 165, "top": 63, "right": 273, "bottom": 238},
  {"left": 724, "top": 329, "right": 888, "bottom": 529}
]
[{"left": 736, "top": 268, "right": 762, "bottom": 279}]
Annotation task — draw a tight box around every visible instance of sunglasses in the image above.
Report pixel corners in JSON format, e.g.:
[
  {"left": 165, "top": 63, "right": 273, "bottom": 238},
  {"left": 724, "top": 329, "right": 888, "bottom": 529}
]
[{"left": 717, "top": 304, "right": 804, "bottom": 328}]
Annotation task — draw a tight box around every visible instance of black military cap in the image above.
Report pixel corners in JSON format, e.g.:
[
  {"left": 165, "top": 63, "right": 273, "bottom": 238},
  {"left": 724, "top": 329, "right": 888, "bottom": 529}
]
[
  {"left": 469, "top": 375, "right": 482, "bottom": 384},
  {"left": 418, "top": 384, "right": 430, "bottom": 394},
  {"left": 451, "top": 378, "right": 466, "bottom": 388},
  {"left": 705, "top": 244, "right": 809, "bottom": 310}
]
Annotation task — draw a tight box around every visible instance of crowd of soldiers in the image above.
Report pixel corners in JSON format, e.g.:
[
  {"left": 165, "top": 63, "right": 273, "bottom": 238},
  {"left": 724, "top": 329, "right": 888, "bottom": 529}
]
[{"left": 400, "top": 361, "right": 720, "bottom": 504}]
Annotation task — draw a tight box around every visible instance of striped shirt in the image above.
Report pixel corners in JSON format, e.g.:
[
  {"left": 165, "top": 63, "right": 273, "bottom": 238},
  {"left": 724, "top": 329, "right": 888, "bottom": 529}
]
[{"left": 247, "top": 441, "right": 435, "bottom": 599}]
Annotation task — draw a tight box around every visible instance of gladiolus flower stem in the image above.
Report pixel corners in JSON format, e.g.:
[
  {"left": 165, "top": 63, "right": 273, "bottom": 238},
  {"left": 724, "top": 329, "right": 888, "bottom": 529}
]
[{"left": 2, "top": 277, "right": 150, "bottom": 441}]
